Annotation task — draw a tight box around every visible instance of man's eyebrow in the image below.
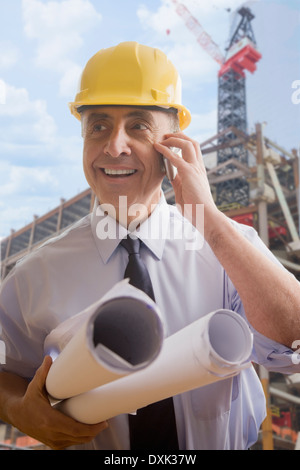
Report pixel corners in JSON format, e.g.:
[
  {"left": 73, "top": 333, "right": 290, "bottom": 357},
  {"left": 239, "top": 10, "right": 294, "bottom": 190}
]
[
  {"left": 126, "top": 109, "right": 155, "bottom": 122},
  {"left": 85, "top": 109, "right": 156, "bottom": 125},
  {"left": 85, "top": 113, "right": 110, "bottom": 124}
]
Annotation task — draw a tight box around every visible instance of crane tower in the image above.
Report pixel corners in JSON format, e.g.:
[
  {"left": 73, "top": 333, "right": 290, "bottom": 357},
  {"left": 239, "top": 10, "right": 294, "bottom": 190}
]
[
  {"left": 171, "top": 1, "right": 261, "bottom": 208},
  {"left": 217, "top": 7, "right": 261, "bottom": 207}
]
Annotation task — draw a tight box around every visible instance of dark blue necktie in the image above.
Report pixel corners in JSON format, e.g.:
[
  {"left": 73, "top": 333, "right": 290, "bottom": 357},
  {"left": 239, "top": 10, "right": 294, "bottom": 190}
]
[
  {"left": 120, "top": 236, "right": 179, "bottom": 450},
  {"left": 121, "top": 237, "right": 155, "bottom": 301}
]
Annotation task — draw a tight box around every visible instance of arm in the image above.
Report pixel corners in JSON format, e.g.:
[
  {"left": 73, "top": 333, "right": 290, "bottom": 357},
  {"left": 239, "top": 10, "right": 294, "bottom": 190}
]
[
  {"left": 155, "top": 133, "right": 300, "bottom": 349},
  {"left": 0, "top": 356, "right": 108, "bottom": 450},
  {"left": 205, "top": 209, "right": 300, "bottom": 348}
]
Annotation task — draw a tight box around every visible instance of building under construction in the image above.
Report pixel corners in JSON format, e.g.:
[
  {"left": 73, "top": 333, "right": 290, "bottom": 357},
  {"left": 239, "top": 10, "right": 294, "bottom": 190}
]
[
  {"left": 1, "top": 2, "right": 300, "bottom": 452},
  {"left": 1, "top": 122, "right": 300, "bottom": 450}
]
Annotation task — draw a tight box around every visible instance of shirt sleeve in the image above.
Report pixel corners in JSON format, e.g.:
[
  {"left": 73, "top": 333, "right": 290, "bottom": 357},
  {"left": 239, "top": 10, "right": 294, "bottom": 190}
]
[
  {"left": 0, "top": 266, "right": 44, "bottom": 380},
  {"left": 231, "top": 288, "right": 300, "bottom": 374},
  {"left": 227, "top": 221, "right": 300, "bottom": 375}
]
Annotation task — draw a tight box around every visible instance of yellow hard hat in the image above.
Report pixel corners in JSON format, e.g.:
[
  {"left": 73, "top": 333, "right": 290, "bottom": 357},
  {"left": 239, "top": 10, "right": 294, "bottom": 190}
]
[{"left": 69, "top": 41, "right": 191, "bottom": 130}]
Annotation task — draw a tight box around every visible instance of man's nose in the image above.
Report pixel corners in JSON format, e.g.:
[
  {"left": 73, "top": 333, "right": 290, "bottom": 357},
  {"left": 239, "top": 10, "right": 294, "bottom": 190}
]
[{"left": 104, "top": 127, "right": 131, "bottom": 158}]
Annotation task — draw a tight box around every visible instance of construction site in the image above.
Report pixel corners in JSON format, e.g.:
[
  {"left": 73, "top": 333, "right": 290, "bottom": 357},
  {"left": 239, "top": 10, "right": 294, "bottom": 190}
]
[{"left": 0, "top": 0, "right": 300, "bottom": 451}]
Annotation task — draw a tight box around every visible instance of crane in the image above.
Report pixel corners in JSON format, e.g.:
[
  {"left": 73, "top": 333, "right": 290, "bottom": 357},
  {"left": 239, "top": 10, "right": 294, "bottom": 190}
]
[
  {"left": 170, "top": 0, "right": 225, "bottom": 65},
  {"left": 171, "top": 0, "right": 262, "bottom": 207}
]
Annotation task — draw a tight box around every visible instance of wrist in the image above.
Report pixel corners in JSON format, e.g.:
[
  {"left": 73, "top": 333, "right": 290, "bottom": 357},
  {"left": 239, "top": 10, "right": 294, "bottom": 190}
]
[{"left": 203, "top": 207, "right": 229, "bottom": 246}]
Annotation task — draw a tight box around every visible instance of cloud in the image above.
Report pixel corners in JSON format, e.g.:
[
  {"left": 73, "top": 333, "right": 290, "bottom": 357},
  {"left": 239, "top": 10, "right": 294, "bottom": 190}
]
[
  {"left": 22, "top": 0, "right": 102, "bottom": 51},
  {"left": 0, "top": 195, "right": 60, "bottom": 237},
  {"left": 137, "top": 4, "right": 222, "bottom": 92},
  {"left": 137, "top": 1, "right": 179, "bottom": 36},
  {"left": 0, "top": 164, "right": 59, "bottom": 198},
  {"left": 0, "top": 204, "right": 39, "bottom": 235},
  {"left": 22, "top": 0, "right": 103, "bottom": 97},
  {"left": 167, "top": 43, "right": 219, "bottom": 87},
  {"left": 188, "top": 109, "right": 218, "bottom": 143},
  {"left": 0, "top": 158, "right": 57, "bottom": 233},
  {"left": 0, "top": 80, "right": 6, "bottom": 105},
  {"left": 0, "top": 71, "right": 87, "bottom": 237},
  {"left": 0, "top": 157, "right": 88, "bottom": 236},
  {"left": 137, "top": 0, "right": 260, "bottom": 71},
  {"left": 137, "top": 0, "right": 250, "bottom": 46},
  {"left": 0, "top": 82, "right": 57, "bottom": 150},
  {"left": 59, "top": 62, "right": 83, "bottom": 98},
  {"left": 0, "top": 132, "right": 87, "bottom": 236},
  {"left": 0, "top": 41, "right": 19, "bottom": 70}
]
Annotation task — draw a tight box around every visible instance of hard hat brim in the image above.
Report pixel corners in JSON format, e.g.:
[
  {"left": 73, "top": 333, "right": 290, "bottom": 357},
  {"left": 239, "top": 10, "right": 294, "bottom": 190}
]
[{"left": 68, "top": 101, "right": 191, "bottom": 130}]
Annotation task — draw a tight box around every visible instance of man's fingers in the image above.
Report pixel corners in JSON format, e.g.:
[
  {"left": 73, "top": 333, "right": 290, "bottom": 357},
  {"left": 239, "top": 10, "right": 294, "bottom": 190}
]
[
  {"left": 154, "top": 142, "right": 183, "bottom": 168},
  {"left": 164, "top": 133, "right": 203, "bottom": 160},
  {"left": 155, "top": 134, "right": 203, "bottom": 166},
  {"left": 50, "top": 406, "right": 109, "bottom": 437},
  {"left": 33, "top": 355, "right": 52, "bottom": 391},
  {"left": 156, "top": 139, "right": 195, "bottom": 164}
]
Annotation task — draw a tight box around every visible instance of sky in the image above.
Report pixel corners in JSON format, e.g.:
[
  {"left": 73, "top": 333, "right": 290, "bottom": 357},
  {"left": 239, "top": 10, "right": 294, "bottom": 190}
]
[{"left": 0, "top": 0, "right": 299, "bottom": 238}]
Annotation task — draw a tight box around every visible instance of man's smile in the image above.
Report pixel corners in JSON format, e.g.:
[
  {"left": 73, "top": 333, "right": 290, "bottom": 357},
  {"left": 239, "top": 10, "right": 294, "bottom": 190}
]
[{"left": 101, "top": 168, "right": 137, "bottom": 177}]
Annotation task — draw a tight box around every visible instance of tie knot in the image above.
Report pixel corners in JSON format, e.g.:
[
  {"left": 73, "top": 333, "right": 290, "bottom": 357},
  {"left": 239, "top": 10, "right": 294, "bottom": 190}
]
[{"left": 120, "top": 236, "right": 141, "bottom": 255}]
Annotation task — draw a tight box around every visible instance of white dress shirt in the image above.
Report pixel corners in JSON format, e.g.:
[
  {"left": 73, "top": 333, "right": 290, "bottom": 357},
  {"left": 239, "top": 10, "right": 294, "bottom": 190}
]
[{"left": 0, "top": 194, "right": 298, "bottom": 450}]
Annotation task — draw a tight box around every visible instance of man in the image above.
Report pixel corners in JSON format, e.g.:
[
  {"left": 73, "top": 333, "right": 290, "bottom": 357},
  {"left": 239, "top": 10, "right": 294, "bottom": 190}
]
[{"left": 1, "top": 41, "right": 300, "bottom": 450}]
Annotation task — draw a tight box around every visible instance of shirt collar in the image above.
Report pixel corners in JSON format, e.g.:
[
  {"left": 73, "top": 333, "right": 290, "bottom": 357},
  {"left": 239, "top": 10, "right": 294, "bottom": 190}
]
[{"left": 91, "top": 193, "right": 170, "bottom": 264}]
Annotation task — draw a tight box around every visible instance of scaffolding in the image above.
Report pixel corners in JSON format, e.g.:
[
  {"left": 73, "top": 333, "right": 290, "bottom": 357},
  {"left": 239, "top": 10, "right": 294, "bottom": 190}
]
[
  {"left": 0, "top": 422, "right": 49, "bottom": 450},
  {"left": 0, "top": 124, "right": 300, "bottom": 450},
  {"left": 1, "top": 126, "right": 299, "bottom": 281},
  {"left": 0, "top": 188, "right": 95, "bottom": 280}
]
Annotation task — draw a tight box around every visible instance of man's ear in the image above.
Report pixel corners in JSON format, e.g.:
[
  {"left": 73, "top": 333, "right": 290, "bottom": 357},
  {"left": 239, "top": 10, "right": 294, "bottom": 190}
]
[{"left": 81, "top": 119, "right": 85, "bottom": 138}]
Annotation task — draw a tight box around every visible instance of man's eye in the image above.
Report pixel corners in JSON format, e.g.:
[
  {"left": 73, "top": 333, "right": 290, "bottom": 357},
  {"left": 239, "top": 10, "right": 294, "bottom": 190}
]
[
  {"left": 93, "top": 124, "right": 106, "bottom": 132},
  {"left": 133, "top": 123, "right": 148, "bottom": 130}
]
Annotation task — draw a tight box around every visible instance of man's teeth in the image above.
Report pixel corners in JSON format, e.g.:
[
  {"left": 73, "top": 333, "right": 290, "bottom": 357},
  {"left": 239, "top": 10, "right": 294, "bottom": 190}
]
[{"left": 103, "top": 168, "right": 136, "bottom": 175}]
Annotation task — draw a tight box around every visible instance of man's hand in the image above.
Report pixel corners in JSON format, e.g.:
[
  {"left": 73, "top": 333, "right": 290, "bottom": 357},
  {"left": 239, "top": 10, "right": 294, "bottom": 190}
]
[
  {"left": 154, "top": 133, "right": 219, "bottom": 232},
  {"left": 6, "top": 356, "right": 108, "bottom": 450},
  {"left": 155, "top": 133, "right": 300, "bottom": 349}
]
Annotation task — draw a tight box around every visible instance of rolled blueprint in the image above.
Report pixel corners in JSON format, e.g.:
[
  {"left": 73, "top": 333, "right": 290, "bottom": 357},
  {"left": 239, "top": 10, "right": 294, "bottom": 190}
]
[
  {"left": 56, "top": 309, "right": 253, "bottom": 424},
  {"left": 45, "top": 280, "right": 164, "bottom": 400}
]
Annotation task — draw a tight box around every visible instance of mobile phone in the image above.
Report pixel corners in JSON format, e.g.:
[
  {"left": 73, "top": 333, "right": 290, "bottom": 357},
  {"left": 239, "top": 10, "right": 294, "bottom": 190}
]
[
  {"left": 160, "top": 147, "right": 181, "bottom": 181},
  {"left": 162, "top": 157, "right": 177, "bottom": 181}
]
